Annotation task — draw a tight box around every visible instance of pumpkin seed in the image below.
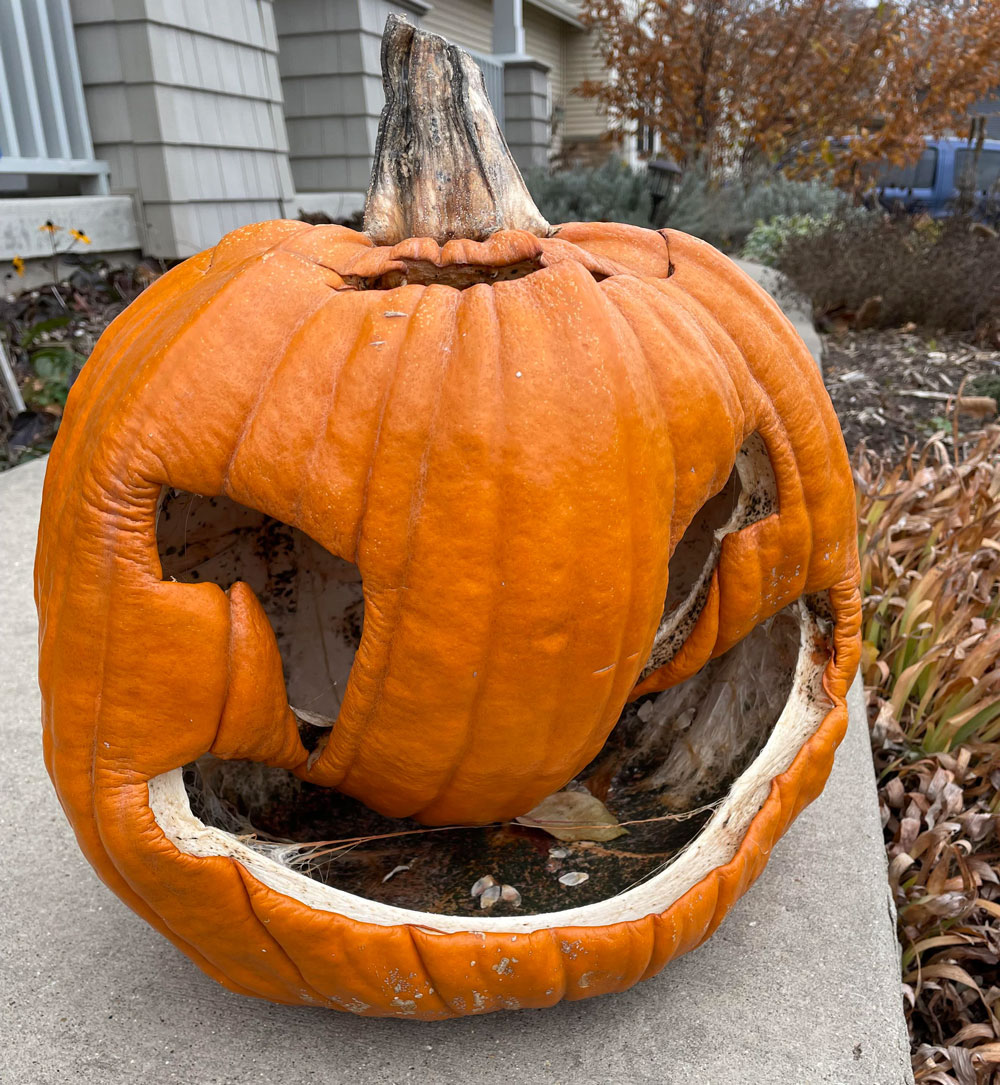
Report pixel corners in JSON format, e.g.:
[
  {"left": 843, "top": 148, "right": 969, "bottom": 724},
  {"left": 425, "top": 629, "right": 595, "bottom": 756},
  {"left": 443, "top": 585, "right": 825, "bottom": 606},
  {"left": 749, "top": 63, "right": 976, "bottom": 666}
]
[
  {"left": 558, "top": 871, "right": 589, "bottom": 887},
  {"left": 470, "top": 874, "right": 497, "bottom": 898},
  {"left": 500, "top": 884, "right": 522, "bottom": 907},
  {"left": 479, "top": 885, "right": 502, "bottom": 909}
]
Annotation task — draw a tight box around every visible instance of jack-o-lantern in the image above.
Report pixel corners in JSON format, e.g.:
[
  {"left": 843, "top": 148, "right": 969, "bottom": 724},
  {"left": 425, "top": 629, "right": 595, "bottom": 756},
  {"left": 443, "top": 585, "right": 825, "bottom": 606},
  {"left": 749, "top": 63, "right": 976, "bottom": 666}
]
[{"left": 36, "top": 18, "right": 860, "bottom": 1017}]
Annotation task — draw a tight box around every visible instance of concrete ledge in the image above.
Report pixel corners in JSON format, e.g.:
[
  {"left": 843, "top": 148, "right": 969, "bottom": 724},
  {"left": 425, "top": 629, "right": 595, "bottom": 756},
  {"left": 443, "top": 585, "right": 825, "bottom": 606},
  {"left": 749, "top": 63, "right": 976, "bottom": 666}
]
[
  {"left": 288, "top": 190, "right": 366, "bottom": 221},
  {"left": 0, "top": 195, "right": 140, "bottom": 261}
]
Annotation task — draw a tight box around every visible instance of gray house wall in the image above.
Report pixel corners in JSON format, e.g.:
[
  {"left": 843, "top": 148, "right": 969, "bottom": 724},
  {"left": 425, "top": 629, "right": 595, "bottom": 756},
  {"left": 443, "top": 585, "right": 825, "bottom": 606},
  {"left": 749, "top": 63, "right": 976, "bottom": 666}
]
[
  {"left": 1, "top": 1, "right": 590, "bottom": 263},
  {"left": 70, "top": 0, "right": 294, "bottom": 259},
  {"left": 274, "top": 0, "right": 429, "bottom": 220}
]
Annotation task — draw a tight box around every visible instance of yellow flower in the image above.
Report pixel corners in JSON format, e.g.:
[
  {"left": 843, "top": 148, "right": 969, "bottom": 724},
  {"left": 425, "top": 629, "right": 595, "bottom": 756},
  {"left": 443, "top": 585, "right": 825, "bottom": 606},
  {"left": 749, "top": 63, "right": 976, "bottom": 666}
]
[
  {"left": 39, "top": 220, "right": 60, "bottom": 233},
  {"left": 12, "top": 255, "right": 25, "bottom": 277},
  {"left": 69, "top": 228, "right": 91, "bottom": 245}
]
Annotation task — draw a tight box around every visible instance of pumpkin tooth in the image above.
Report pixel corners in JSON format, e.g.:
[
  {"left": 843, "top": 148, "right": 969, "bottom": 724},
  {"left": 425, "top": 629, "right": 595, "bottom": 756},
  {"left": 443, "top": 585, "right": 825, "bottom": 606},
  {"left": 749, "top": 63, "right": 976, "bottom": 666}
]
[{"left": 637, "top": 430, "right": 779, "bottom": 690}]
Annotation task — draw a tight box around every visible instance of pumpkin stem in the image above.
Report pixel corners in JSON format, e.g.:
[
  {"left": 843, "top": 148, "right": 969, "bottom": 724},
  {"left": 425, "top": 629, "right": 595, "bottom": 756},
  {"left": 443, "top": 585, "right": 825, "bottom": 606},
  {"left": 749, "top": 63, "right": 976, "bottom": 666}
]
[{"left": 363, "top": 15, "right": 550, "bottom": 246}]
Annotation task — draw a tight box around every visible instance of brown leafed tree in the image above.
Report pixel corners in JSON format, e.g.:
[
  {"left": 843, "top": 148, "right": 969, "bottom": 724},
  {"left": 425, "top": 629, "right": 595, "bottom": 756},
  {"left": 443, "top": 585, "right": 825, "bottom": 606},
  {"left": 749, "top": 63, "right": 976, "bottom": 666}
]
[{"left": 579, "top": 0, "right": 1000, "bottom": 184}]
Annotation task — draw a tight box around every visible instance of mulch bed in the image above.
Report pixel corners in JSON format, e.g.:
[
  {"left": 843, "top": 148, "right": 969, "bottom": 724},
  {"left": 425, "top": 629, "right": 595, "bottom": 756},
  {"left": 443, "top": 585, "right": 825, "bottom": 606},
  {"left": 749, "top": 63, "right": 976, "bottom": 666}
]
[
  {"left": 0, "top": 263, "right": 161, "bottom": 467},
  {"left": 822, "top": 328, "right": 1000, "bottom": 456}
]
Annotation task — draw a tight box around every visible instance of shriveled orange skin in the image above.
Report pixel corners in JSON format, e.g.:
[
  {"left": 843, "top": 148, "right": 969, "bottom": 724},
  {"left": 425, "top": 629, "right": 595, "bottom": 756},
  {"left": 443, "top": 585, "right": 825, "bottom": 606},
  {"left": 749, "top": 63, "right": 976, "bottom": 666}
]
[{"left": 36, "top": 220, "right": 860, "bottom": 1015}]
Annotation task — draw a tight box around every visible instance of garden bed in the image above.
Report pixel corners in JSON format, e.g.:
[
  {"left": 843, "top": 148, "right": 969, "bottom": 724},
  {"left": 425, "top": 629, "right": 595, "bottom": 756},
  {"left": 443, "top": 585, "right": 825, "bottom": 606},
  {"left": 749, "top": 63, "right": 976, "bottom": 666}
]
[
  {"left": 0, "top": 263, "right": 160, "bottom": 469},
  {"left": 823, "top": 329, "right": 1000, "bottom": 456}
]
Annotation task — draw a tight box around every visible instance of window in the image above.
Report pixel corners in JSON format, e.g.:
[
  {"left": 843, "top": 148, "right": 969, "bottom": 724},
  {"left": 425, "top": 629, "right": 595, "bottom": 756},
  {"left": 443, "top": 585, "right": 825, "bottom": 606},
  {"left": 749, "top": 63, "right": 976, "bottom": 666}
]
[
  {"left": 876, "top": 148, "right": 938, "bottom": 189},
  {"left": 636, "top": 124, "right": 656, "bottom": 156},
  {"left": 954, "top": 149, "right": 1000, "bottom": 192}
]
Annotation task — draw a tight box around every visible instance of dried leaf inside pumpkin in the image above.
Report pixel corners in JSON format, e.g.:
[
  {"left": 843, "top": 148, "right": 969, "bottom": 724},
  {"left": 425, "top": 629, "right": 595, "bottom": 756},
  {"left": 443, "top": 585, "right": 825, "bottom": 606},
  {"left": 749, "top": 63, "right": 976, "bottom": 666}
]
[{"left": 515, "top": 791, "right": 627, "bottom": 842}]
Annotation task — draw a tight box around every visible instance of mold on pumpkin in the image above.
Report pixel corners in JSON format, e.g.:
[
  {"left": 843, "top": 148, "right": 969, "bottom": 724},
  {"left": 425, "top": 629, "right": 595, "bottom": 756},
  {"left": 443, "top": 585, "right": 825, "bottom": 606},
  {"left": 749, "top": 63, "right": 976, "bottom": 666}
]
[{"left": 35, "top": 15, "right": 860, "bottom": 1018}]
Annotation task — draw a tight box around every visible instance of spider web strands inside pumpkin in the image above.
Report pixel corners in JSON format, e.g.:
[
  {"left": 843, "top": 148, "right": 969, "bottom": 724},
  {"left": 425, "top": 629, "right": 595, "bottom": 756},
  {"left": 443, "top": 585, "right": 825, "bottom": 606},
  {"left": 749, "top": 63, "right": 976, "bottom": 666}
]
[
  {"left": 231, "top": 802, "right": 727, "bottom": 894},
  {"left": 217, "top": 803, "right": 722, "bottom": 861}
]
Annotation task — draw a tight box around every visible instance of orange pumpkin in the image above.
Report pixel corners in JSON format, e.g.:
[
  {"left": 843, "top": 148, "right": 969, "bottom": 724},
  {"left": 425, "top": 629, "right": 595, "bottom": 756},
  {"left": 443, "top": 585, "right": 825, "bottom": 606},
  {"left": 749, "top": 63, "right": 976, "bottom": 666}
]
[{"left": 36, "top": 17, "right": 860, "bottom": 1016}]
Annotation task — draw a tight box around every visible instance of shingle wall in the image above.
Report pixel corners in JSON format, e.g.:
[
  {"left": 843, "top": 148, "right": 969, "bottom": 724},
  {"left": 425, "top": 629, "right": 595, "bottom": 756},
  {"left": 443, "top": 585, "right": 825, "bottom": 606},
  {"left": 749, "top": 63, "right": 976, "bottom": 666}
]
[
  {"left": 71, "top": 0, "right": 293, "bottom": 258},
  {"left": 275, "top": 0, "right": 429, "bottom": 201}
]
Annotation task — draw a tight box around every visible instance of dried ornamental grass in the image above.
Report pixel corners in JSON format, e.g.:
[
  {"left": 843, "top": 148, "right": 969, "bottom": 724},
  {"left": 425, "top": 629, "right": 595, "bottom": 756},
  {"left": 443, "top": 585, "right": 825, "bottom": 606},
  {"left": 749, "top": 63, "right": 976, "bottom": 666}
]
[{"left": 856, "top": 428, "right": 1000, "bottom": 1084}]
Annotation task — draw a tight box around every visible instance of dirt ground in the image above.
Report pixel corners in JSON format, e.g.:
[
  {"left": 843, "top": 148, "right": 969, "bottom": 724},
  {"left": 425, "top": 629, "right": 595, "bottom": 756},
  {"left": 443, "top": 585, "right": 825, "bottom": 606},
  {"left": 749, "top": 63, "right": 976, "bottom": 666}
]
[{"left": 821, "top": 327, "right": 1000, "bottom": 456}]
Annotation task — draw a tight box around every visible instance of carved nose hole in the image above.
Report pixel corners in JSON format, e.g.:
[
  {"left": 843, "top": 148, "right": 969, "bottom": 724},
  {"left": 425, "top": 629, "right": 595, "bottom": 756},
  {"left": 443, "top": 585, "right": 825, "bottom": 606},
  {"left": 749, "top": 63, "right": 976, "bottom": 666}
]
[
  {"left": 639, "top": 432, "right": 778, "bottom": 680},
  {"left": 156, "top": 491, "right": 363, "bottom": 742}
]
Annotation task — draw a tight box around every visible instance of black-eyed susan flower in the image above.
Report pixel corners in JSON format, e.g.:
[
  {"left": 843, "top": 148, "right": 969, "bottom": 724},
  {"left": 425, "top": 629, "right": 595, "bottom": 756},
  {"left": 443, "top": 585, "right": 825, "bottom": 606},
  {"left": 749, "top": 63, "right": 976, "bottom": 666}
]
[
  {"left": 39, "top": 220, "right": 60, "bottom": 234},
  {"left": 12, "top": 255, "right": 25, "bottom": 277},
  {"left": 69, "top": 228, "right": 91, "bottom": 245}
]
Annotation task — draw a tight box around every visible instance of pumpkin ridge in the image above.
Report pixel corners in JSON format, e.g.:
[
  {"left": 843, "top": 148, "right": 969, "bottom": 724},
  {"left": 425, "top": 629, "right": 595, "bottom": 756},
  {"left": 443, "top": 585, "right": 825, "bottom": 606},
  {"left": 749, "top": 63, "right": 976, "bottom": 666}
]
[
  {"left": 39, "top": 256, "right": 210, "bottom": 569},
  {"left": 289, "top": 295, "right": 385, "bottom": 534},
  {"left": 220, "top": 287, "right": 348, "bottom": 497},
  {"left": 288, "top": 288, "right": 423, "bottom": 562},
  {"left": 644, "top": 254, "right": 855, "bottom": 653},
  {"left": 228, "top": 859, "right": 331, "bottom": 1006},
  {"left": 303, "top": 286, "right": 470, "bottom": 800},
  {"left": 397, "top": 288, "right": 507, "bottom": 820},
  {"left": 553, "top": 281, "right": 655, "bottom": 776},
  {"left": 44, "top": 253, "right": 334, "bottom": 913},
  {"left": 344, "top": 290, "right": 464, "bottom": 778},
  {"left": 596, "top": 274, "right": 753, "bottom": 688}
]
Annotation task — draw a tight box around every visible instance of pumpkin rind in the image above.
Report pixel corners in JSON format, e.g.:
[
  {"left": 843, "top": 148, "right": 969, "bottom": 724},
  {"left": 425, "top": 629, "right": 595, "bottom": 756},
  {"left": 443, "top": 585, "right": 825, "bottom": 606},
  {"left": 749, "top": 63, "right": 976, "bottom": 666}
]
[{"left": 36, "top": 218, "right": 860, "bottom": 1015}]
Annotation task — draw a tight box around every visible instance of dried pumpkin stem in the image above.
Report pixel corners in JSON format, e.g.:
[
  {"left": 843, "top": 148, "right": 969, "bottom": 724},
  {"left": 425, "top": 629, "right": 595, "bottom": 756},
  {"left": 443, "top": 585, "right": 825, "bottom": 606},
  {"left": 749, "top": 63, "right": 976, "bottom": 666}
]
[{"left": 363, "top": 15, "right": 550, "bottom": 246}]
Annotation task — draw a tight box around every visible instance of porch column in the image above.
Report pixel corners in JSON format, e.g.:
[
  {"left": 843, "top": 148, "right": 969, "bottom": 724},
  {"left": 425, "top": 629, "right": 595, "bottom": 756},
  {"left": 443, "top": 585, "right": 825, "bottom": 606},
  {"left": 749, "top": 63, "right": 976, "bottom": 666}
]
[
  {"left": 495, "top": 0, "right": 549, "bottom": 170},
  {"left": 493, "top": 0, "right": 525, "bottom": 56}
]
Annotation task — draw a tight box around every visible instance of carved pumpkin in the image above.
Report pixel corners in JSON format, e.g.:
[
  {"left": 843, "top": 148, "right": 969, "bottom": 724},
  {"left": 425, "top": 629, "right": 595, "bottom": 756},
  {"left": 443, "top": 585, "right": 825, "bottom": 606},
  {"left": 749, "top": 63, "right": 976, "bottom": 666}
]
[{"left": 36, "top": 18, "right": 860, "bottom": 1016}]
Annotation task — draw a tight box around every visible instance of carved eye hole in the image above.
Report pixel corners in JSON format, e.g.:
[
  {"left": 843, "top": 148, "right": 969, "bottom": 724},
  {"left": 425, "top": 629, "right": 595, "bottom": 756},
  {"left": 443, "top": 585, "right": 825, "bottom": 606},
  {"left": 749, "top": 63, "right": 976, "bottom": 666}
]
[
  {"left": 156, "top": 490, "right": 363, "bottom": 734},
  {"left": 640, "top": 432, "right": 778, "bottom": 680}
]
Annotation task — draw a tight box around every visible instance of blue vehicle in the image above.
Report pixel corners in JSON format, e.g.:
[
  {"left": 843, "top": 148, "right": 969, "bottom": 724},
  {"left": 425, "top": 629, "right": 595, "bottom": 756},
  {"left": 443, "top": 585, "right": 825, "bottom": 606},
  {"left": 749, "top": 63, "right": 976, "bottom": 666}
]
[{"left": 875, "top": 136, "right": 1000, "bottom": 216}]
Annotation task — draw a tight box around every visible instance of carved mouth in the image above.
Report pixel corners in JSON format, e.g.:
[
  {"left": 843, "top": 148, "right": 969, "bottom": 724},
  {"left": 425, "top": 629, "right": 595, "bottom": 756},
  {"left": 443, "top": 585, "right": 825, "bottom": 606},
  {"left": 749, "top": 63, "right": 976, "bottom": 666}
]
[
  {"left": 149, "top": 437, "right": 835, "bottom": 931},
  {"left": 149, "top": 598, "right": 829, "bottom": 928}
]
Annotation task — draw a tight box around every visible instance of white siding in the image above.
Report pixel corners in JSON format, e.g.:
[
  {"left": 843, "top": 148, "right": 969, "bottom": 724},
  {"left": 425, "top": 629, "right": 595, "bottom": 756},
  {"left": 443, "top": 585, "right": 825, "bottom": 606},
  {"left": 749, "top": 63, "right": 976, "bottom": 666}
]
[
  {"left": 563, "top": 26, "right": 606, "bottom": 140},
  {"left": 421, "top": 0, "right": 493, "bottom": 54},
  {"left": 524, "top": 5, "right": 564, "bottom": 96}
]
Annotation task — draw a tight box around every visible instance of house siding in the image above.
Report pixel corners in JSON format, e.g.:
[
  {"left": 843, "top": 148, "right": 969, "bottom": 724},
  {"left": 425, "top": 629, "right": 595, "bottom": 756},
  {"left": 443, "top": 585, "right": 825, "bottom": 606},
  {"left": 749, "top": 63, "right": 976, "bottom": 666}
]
[
  {"left": 562, "top": 24, "right": 606, "bottom": 142},
  {"left": 421, "top": 0, "right": 493, "bottom": 54},
  {"left": 524, "top": 6, "right": 565, "bottom": 97},
  {"left": 71, "top": 0, "right": 293, "bottom": 259},
  {"left": 275, "top": 0, "right": 426, "bottom": 202}
]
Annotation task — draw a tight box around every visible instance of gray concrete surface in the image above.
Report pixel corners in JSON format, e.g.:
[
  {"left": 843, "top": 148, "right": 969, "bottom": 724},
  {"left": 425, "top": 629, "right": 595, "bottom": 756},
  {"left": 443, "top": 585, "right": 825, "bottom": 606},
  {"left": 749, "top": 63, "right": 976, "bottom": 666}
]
[{"left": 1, "top": 268, "right": 913, "bottom": 1084}]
